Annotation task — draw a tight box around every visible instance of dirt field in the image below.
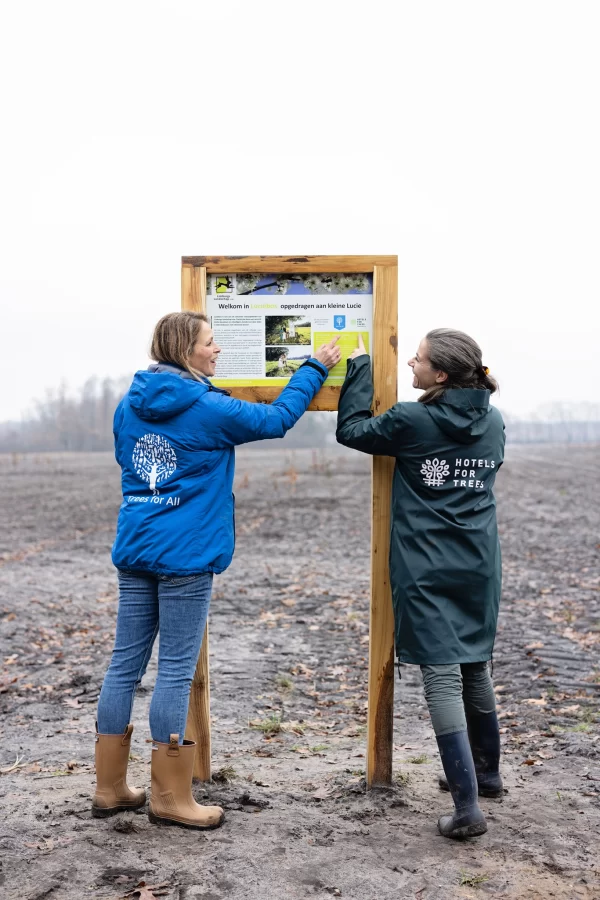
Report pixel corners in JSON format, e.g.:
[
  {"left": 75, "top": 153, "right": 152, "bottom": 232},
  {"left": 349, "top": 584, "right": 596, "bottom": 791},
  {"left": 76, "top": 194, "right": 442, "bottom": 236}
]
[{"left": 1, "top": 444, "right": 599, "bottom": 900}]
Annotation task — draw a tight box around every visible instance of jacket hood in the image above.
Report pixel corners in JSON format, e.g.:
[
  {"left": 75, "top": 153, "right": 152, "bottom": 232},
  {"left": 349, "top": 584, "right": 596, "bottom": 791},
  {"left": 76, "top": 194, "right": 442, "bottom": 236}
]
[
  {"left": 425, "top": 389, "right": 493, "bottom": 444},
  {"left": 128, "top": 368, "right": 207, "bottom": 421}
]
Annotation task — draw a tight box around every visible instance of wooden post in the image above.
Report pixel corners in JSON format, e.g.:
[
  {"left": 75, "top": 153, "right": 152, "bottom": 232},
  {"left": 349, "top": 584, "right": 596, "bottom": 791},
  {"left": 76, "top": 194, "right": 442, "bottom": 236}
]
[
  {"left": 181, "top": 263, "right": 206, "bottom": 315},
  {"left": 185, "top": 632, "right": 211, "bottom": 781},
  {"left": 181, "top": 264, "right": 212, "bottom": 781},
  {"left": 366, "top": 265, "right": 398, "bottom": 786}
]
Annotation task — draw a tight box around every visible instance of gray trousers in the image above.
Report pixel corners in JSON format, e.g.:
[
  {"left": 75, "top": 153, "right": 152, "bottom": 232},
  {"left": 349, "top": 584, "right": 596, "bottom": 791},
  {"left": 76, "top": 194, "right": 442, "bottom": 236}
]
[{"left": 420, "top": 662, "right": 496, "bottom": 737}]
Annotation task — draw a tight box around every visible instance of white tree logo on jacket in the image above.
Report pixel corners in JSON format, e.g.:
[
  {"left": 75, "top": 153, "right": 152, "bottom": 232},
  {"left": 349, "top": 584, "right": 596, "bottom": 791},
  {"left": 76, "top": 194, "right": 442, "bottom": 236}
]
[
  {"left": 132, "top": 434, "right": 177, "bottom": 494},
  {"left": 420, "top": 458, "right": 450, "bottom": 487}
]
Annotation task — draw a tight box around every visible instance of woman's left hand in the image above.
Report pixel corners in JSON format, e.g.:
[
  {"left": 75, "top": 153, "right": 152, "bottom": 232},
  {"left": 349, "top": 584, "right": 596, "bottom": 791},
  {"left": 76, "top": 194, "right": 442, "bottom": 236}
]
[{"left": 348, "top": 334, "right": 368, "bottom": 360}]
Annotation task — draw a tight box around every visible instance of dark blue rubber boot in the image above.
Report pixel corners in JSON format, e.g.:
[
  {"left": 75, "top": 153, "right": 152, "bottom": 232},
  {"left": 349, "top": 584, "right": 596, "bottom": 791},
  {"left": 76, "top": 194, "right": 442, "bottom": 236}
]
[
  {"left": 436, "top": 730, "right": 487, "bottom": 839},
  {"left": 438, "top": 711, "right": 503, "bottom": 798},
  {"left": 468, "top": 711, "right": 503, "bottom": 797}
]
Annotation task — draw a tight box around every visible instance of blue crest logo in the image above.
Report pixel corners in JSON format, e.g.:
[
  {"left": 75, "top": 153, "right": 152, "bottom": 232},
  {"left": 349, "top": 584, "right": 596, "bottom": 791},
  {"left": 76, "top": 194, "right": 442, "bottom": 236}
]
[{"left": 334, "top": 315, "right": 346, "bottom": 331}]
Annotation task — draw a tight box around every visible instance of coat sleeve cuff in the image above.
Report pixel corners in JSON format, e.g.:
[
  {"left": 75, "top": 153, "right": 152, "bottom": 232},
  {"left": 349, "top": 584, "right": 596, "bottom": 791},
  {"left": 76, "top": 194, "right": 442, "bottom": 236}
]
[
  {"left": 346, "top": 354, "right": 370, "bottom": 375},
  {"left": 302, "top": 358, "right": 329, "bottom": 378}
]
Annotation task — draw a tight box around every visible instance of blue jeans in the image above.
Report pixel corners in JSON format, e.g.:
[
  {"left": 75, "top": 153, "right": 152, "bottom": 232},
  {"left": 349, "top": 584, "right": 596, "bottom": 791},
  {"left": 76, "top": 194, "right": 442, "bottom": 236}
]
[{"left": 97, "top": 570, "right": 212, "bottom": 744}]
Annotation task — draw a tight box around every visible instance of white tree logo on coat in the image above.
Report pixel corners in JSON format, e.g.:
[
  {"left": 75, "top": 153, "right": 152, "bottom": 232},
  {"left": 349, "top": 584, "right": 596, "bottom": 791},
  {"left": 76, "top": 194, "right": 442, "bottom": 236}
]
[
  {"left": 132, "top": 434, "right": 177, "bottom": 494},
  {"left": 420, "top": 458, "right": 450, "bottom": 487}
]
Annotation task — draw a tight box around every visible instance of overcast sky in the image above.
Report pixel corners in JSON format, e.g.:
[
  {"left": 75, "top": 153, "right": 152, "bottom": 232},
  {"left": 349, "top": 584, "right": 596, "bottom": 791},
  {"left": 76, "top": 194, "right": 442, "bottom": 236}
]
[{"left": 1, "top": 1, "right": 598, "bottom": 421}]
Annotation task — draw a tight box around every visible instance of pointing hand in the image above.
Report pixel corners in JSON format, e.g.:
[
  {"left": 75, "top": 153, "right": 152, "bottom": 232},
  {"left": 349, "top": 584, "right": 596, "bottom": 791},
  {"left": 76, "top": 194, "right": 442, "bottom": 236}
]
[
  {"left": 314, "top": 335, "right": 342, "bottom": 370},
  {"left": 348, "top": 334, "right": 368, "bottom": 360}
]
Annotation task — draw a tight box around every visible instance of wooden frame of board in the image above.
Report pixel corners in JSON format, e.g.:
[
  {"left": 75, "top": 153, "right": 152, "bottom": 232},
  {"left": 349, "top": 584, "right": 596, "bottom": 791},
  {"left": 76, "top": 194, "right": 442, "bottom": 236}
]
[{"left": 182, "top": 255, "right": 398, "bottom": 786}]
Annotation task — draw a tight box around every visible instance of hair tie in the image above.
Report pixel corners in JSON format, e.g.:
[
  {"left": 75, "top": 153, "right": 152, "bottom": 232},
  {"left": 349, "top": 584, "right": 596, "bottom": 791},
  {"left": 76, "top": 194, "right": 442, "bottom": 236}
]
[{"left": 482, "top": 366, "right": 489, "bottom": 376}]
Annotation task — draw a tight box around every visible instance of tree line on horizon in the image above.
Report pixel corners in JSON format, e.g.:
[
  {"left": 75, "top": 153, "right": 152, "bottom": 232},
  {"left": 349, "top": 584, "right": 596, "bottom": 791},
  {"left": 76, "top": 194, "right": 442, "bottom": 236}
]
[
  {"left": 0, "top": 376, "right": 131, "bottom": 453},
  {"left": 0, "top": 377, "right": 599, "bottom": 453}
]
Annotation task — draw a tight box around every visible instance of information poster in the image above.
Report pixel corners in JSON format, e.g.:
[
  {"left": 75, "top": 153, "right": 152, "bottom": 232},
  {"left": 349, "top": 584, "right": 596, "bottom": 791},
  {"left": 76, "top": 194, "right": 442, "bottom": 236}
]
[{"left": 205, "top": 273, "right": 373, "bottom": 387}]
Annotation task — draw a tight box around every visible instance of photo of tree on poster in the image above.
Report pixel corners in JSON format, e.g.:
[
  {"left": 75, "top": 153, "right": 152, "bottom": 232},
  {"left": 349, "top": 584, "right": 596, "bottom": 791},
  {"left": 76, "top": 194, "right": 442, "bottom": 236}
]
[
  {"left": 265, "top": 316, "right": 311, "bottom": 345},
  {"left": 265, "top": 345, "right": 311, "bottom": 377}
]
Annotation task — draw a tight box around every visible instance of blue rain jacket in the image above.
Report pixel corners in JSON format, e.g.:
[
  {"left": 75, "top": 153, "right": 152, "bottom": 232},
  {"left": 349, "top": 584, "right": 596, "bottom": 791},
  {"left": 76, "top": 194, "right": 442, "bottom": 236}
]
[{"left": 112, "top": 360, "right": 328, "bottom": 576}]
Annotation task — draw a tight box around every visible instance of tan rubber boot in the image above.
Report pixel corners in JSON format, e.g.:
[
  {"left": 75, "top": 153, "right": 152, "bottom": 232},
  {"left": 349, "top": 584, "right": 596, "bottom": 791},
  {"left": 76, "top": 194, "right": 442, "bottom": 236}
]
[
  {"left": 148, "top": 734, "right": 225, "bottom": 830},
  {"left": 92, "top": 723, "right": 146, "bottom": 818}
]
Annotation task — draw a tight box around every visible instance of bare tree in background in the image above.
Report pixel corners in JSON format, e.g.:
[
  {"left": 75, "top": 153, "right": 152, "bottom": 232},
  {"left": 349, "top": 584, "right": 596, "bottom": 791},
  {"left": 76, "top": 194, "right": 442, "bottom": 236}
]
[{"left": 0, "top": 375, "right": 132, "bottom": 452}]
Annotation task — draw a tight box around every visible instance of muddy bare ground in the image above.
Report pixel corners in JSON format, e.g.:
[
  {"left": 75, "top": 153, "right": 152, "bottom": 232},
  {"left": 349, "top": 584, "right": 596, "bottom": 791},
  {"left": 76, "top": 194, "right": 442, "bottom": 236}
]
[{"left": 1, "top": 444, "right": 599, "bottom": 900}]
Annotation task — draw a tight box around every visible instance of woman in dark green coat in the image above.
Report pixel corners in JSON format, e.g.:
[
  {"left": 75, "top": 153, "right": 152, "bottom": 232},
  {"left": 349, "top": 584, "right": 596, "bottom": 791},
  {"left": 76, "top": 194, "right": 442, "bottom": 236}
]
[{"left": 336, "top": 328, "right": 505, "bottom": 840}]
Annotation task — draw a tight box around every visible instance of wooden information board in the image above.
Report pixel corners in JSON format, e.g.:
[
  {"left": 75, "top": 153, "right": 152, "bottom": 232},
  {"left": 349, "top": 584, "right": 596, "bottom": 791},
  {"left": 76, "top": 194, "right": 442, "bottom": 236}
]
[{"left": 182, "top": 255, "right": 398, "bottom": 786}]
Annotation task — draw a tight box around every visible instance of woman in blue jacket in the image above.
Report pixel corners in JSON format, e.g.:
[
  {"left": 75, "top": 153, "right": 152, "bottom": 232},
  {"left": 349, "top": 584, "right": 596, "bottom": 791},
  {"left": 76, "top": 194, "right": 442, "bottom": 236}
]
[
  {"left": 93, "top": 310, "right": 340, "bottom": 830},
  {"left": 337, "top": 329, "right": 504, "bottom": 840}
]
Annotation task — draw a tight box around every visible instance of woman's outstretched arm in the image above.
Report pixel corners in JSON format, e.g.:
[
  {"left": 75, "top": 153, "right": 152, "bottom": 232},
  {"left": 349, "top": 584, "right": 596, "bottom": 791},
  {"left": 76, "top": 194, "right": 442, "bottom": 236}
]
[
  {"left": 203, "top": 337, "right": 340, "bottom": 448},
  {"left": 336, "top": 352, "right": 408, "bottom": 456}
]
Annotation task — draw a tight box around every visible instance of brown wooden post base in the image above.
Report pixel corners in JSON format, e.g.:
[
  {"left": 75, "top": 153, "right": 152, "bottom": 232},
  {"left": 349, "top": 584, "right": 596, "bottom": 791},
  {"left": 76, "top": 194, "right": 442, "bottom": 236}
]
[
  {"left": 367, "top": 455, "right": 396, "bottom": 785},
  {"left": 184, "top": 623, "right": 212, "bottom": 781}
]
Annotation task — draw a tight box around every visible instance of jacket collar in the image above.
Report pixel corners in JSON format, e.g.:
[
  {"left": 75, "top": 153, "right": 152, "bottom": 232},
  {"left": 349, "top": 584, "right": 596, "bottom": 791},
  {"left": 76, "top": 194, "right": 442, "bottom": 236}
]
[
  {"left": 147, "top": 362, "right": 200, "bottom": 381},
  {"left": 146, "top": 362, "right": 231, "bottom": 396}
]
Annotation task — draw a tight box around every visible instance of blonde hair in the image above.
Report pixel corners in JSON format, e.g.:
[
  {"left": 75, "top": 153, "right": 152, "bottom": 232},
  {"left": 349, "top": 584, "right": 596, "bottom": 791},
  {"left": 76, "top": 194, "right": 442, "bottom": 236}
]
[
  {"left": 418, "top": 328, "right": 498, "bottom": 404},
  {"left": 150, "top": 311, "right": 209, "bottom": 381}
]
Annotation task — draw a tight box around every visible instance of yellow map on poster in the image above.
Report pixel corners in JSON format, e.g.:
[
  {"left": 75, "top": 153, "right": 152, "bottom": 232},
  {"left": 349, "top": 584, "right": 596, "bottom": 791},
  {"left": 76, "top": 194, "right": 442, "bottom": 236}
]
[{"left": 314, "top": 332, "right": 370, "bottom": 385}]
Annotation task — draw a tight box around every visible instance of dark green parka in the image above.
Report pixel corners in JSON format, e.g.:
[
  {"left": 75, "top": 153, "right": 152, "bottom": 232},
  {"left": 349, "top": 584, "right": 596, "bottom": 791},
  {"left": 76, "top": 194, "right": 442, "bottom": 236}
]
[{"left": 336, "top": 355, "right": 505, "bottom": 666}]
